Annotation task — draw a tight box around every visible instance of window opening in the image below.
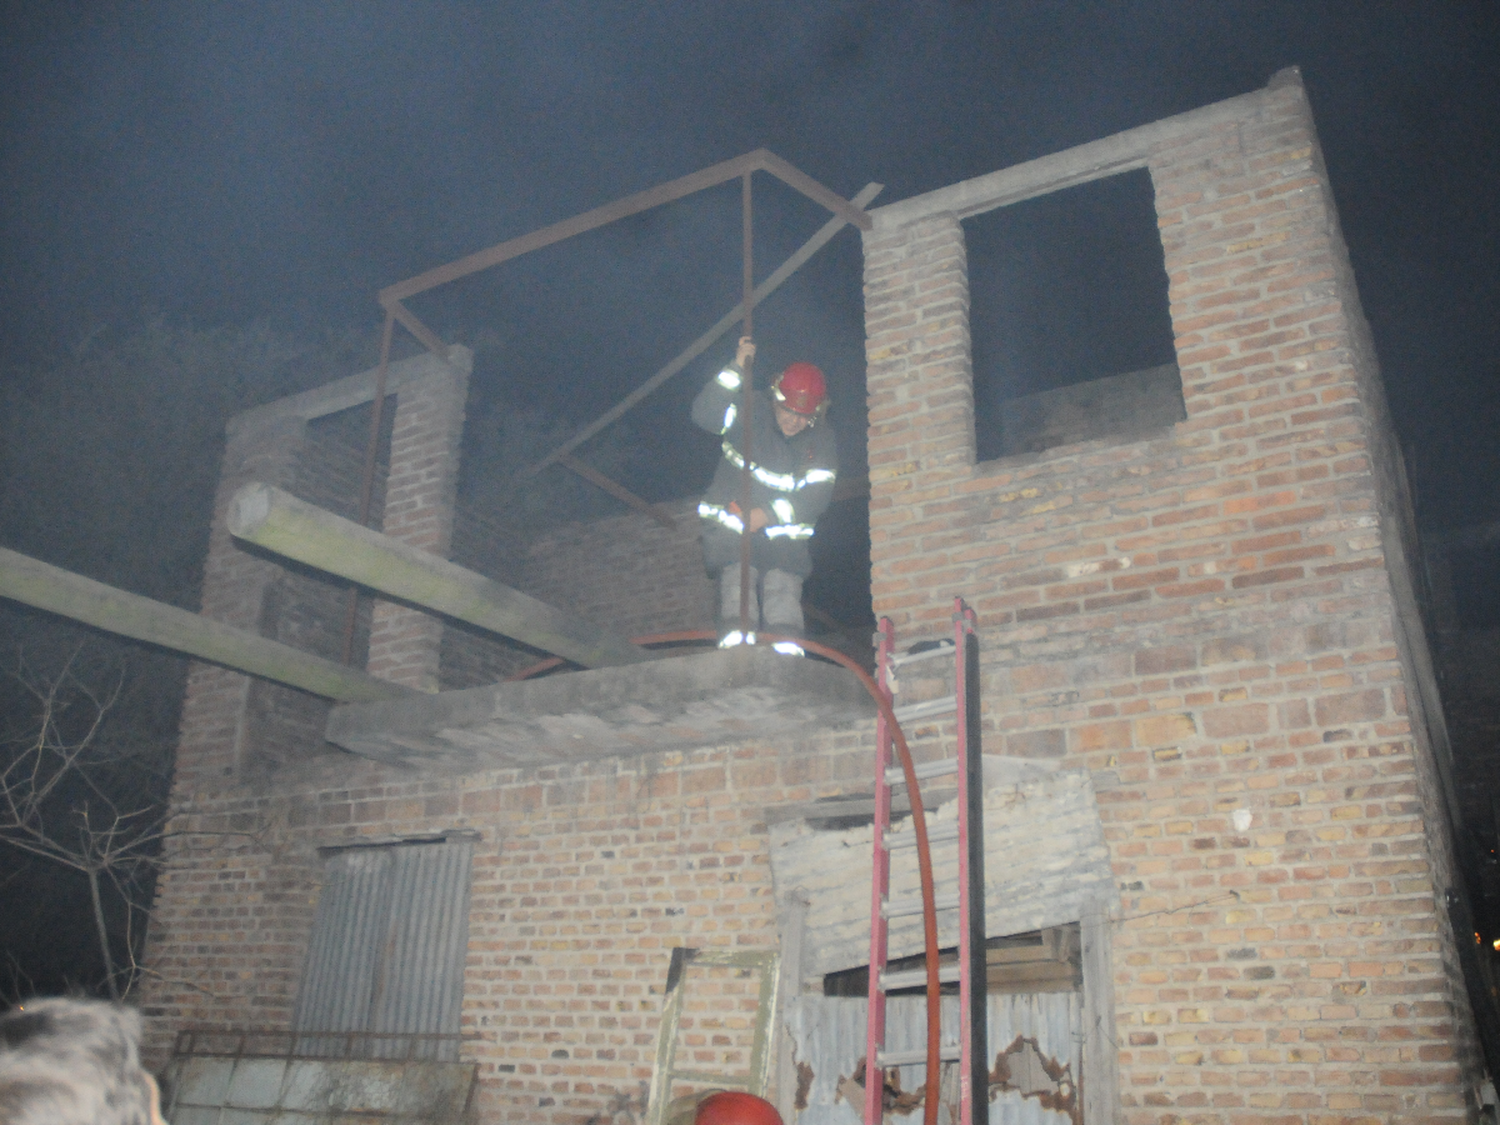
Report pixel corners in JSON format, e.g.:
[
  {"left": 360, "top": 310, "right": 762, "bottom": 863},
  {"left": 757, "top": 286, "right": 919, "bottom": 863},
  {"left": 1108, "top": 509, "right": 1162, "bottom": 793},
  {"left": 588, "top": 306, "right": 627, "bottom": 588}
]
[
  {"left": 965, "top": 168, "right": 1180, "bottom": 460},
  {"left": 821, "top": 923, "right": 1081, "bottom": 997},
  {"left": 1450, "top": 542, "right": 1500, "bottom": 629}
]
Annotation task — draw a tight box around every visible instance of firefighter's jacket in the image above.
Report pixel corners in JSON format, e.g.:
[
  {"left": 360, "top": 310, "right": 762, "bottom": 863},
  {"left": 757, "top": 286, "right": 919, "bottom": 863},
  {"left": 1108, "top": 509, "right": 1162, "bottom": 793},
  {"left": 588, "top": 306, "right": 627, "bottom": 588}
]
[{"left": 692, "top": 362, "right": 838, "bottom": 578}]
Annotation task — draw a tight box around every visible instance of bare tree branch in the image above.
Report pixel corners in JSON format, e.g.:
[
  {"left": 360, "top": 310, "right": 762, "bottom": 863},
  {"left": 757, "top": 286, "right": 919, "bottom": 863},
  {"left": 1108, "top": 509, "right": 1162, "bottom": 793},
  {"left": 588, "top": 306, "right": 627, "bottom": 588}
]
[{"left": 0, "top": 646, "right": 171, "bottom": 999}]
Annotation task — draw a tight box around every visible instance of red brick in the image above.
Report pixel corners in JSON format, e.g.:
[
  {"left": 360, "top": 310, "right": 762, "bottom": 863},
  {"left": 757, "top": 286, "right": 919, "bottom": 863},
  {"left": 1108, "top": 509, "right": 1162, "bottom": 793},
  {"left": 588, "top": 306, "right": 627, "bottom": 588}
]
[
  {"left": 1314, "top": 689, "right": 1387, "bottom": 726},
  {"left": 1135, "top": 645, "right": 1198, "bottom": 675},
  {"left": 1231, "top": 565, "right": 1305, "bottom": 588},
  {"left": 1202, "top": 704, "right": 1271, "bottom": 737}
]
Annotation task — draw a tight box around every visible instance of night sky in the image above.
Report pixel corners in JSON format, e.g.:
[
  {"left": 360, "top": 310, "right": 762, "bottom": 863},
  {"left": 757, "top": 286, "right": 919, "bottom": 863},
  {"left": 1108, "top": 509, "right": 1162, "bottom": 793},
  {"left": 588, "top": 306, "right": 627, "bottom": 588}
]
[
  {"left": 0, "top": 0, "right": 1498, "bottom": 1000},
  {"left": 3, "top": 0, "right": 1497, "bottom": 527}
]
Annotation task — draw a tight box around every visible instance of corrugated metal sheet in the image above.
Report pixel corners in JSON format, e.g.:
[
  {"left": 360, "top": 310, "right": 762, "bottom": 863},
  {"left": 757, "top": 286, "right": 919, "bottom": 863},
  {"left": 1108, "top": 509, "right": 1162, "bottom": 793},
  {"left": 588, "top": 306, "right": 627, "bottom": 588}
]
[
  {"left": 787, "top": 993, "right": 1080, "bottom": 1125},
  {"left": 292, "top": 839, "right": 473, "bottom": 1061},
  {"left": 371, "top": 839, "right": 474, "bottom": 1059},
  {"left": 294, "top": 848, "right": 395, "bottom": 1055}
]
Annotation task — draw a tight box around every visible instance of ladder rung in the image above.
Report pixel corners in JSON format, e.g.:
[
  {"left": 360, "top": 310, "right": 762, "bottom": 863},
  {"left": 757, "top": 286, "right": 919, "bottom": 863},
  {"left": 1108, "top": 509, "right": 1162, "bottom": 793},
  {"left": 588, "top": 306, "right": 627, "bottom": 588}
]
[
  {"left": 892, "top": 697, "right": 958, "bottom": 724},
  {"left": 887, "top": 643, "right": 955, "bottom": 669},
  {"left": 885, "top": 758, "right": 957, "bottom": 787},
  {"left": 884, "top": 820, "right": 959, "bottom": 850},
  {"left": 879, "top": 963, "right": 961, "bottom": 990},
  {"left": 877, "top": 1044, "right": 962, "bottom": 1067},
  {"left": 882, "top": 890, "right": 960, "bottom": 918}
]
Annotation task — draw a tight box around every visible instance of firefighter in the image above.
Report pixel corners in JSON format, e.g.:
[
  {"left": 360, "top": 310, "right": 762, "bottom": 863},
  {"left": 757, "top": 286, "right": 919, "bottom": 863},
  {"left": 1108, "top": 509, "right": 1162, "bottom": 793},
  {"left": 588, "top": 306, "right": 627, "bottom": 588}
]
[{"left": 693, "top": 336, "right": 838, "bottom": 656}]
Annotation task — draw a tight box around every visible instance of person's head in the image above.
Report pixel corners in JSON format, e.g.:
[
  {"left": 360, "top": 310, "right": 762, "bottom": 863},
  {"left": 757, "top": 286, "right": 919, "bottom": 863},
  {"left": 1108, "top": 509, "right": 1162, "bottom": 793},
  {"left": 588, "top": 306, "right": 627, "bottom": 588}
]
[
  {"left": 770, "top": 362, "right": 828, "bottom": 437},
  {"left": 0, "top": 998, "right": 166, "bottom": 1125}
]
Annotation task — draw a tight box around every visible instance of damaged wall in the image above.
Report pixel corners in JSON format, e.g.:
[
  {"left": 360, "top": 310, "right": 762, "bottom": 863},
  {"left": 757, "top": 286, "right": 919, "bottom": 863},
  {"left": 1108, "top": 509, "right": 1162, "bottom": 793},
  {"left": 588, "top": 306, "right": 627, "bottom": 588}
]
[
  {"left": 769, "top": 761, "right": 1115, "bottom": 978},
  {"left": 787, "top": 993, "right": 1082, "bottom": 1125}
]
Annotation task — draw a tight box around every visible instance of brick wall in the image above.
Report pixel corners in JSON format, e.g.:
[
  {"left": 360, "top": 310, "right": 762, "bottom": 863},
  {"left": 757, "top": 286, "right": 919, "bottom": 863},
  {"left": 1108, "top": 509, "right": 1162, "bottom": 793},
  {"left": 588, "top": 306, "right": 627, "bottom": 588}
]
[
  {"left": 142, "top": 341, "right": 719, "bottom": 1081},
  {"left": 142, "top": 73, "right": 1479, "bottom": 1125},
  {"left": 442, "top": 502, "right": 536, "bottom": 688},
  {"left": 366, "top": 360, "right": 470, "bottom": 692},
  {"left": 140, "top": 349, "right": 475, "bottom": 1046},
  {"left": 505, "top": 498, "right": 713, "bottom": 641},
  {"left": 141, "top": 721, "right": 874, "bottom": 1100},
  {"left": 240, "top": 405, "right": 389, "bottom": 772},
  {"left": 862, "top": 69, "right": 1477, "bottom": 1120},
  {"left": 441, "top": 497, "right": 714, "bottom": 688},
  {"left": 171, "top": 409, "right": 308, "bottom": 788}
]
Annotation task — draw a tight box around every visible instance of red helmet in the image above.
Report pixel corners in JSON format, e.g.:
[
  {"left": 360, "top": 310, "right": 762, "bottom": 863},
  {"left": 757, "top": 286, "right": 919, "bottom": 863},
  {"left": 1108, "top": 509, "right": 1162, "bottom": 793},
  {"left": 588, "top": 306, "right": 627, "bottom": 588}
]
[
  {"left": 695, "top": 1092, "right": 784, "bottom": 1125},
  {"left": 771, "top": 362, "right": 828, "bottom": 418}
]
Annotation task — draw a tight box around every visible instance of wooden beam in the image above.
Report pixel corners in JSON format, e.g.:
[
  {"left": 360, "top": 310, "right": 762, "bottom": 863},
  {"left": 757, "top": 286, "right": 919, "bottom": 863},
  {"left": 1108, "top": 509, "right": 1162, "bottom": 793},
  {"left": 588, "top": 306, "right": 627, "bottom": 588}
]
[
  {"left": 772, "top": 891, "right": 810, "bottom": 1120},
  {"left": 227, "top": 483, "right": 649, "bottom": 668},
  {"left": 0, "top": 547, "right": 409, "bottom": 703},
  {"left": 1081, "top": 901, "right": 1121, "bottom": 1123}
]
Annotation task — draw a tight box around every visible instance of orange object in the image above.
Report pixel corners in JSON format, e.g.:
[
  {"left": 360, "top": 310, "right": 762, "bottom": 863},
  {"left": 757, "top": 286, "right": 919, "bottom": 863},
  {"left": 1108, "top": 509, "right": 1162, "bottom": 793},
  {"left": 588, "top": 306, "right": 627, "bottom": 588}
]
[{"left": 694, "top": 1092, "right": 784, "bottom": 1125}]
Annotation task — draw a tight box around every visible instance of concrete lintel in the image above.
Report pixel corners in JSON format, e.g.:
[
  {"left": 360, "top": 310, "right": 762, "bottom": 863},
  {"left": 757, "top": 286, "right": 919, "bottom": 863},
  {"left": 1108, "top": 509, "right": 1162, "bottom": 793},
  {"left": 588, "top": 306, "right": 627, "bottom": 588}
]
[
  {"left": 228, "top": 483, "right": 648, "bottom": 669},
  {"left": 227, "top": 346, "right": 474, "bottom": 436},
  {"left": 871, "top": 69, "right": 1302, "bottom": 229},
  {"left": 769, "top": 763, "right": 1117, "bottom": 978},
  {"left": 325, "top": 647, "right": 876, "bottom": 769}
]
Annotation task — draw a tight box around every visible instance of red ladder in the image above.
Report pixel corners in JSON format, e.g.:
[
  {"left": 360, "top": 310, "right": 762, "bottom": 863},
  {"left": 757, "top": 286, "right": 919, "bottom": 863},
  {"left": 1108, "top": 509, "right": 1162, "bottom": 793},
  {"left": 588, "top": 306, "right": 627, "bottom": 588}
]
[{"left": 864, "top": 597, "right": 986, "bottom": 1125}]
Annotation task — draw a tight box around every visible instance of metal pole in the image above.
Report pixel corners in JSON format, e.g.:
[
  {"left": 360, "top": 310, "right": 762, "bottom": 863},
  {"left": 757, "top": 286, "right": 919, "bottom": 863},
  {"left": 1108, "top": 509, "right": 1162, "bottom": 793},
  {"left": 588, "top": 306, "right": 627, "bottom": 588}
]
[
  {"left": 523, "top": 182, "right": 881, "bottom": 478},
  {"left": 738, "top": 172, "right": 755, "bottom": 637},
  {"left": 377, "top": 149, "right": 869, "bottom": 307},
  {"left": 556, "top": 453, "right": 676, "bottom": 527}
]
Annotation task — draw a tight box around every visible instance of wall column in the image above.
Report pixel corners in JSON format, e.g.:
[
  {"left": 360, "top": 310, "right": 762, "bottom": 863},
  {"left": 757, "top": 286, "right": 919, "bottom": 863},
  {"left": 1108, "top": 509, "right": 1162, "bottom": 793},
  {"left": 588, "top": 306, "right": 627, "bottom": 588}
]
[{"left": 366, "top": 351, "right": 471, "bottom": 692}]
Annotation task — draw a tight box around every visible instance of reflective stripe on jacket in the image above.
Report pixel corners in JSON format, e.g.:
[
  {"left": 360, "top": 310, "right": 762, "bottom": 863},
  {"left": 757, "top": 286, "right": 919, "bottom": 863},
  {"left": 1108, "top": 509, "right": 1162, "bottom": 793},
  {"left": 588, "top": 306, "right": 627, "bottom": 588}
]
[{"left": 691, "top": 363, "right": 838, "bottom": 577}]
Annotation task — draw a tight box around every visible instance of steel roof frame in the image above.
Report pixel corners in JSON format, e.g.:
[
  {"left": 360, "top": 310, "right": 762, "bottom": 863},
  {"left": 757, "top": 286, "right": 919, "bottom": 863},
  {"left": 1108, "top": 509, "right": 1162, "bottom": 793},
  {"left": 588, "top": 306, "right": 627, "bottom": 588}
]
[{"left": 366, "top": 149, "right": 874, "bottom": 518}]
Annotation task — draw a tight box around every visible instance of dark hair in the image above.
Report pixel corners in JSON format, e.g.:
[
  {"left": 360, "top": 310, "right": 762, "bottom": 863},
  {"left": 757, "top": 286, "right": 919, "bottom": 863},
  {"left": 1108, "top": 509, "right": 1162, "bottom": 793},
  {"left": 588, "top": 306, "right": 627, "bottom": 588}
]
[{"left": 0, "top": 998, "right": 160, "bottom": 1125}]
